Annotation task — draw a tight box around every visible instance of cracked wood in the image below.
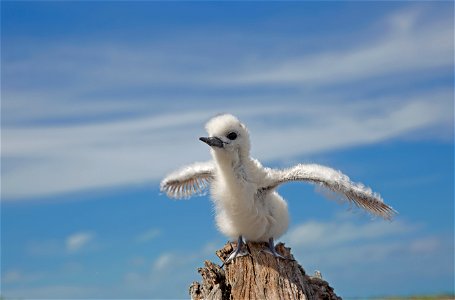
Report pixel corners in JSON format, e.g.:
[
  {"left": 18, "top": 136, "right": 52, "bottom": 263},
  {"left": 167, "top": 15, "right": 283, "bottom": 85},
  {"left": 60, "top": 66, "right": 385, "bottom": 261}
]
[{"left": 190, "top": 241, "right": 342, "bottom": 300}]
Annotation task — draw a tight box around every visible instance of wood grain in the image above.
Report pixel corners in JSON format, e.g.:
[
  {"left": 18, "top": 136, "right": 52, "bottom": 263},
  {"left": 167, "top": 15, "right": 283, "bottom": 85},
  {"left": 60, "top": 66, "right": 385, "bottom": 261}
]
[{"left": 190, "top": 241, "right": 341, "bottom": 300}]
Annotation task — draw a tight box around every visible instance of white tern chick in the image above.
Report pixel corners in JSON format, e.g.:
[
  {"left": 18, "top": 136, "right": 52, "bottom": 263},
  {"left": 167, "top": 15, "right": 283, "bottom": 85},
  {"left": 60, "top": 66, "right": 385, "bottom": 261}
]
[{"left": 161, "top": 114, "right": 396, "bottom": 263}]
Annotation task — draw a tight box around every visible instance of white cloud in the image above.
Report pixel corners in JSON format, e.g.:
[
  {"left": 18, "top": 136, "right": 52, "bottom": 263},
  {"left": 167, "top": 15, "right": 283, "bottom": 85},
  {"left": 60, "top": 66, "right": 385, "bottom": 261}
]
[
  {"left": 218, "top": 9, "right": 452, "bottom": 87},
  {"left": 251, "top": 93, "right": 452, "bottom": 160},
  {"left": 2, "top": 5, "right": 452, "bottom": 299},
  {"left": 152, "top": 253, "right": 175, "bottom": 271},
  {"left": 279, "top": 214, "right": 455, "bottom": 297},
  {"left": 2, "top": 91, "right": 452, "bottom": 200},
  {"left": 385, "top": 6, "right": 424, "bottom": 33},
  {"left": 409, "top": 236, "right": 441, "bottom": 254},
  {"left": 150, "top": 242, "right": 219, "bottom": 272},
  {"left": 3, "top": 6, "right": 452, "bottom": 127},
  {"left": 285, "top": 219, "right": 414, "bottom": 249},
  {"left": 118, "top": 240, "right": 223, "bottom": 298},
  {"left": 2, "top": 6, "right": 453, "bottom": 200},
  {"left": 283, "top": 215, "right": 451, "bottom": 294},
  {"left": 65, "top": 232, "right": 94, "bottom": 253},
  {"left": 135, "top": 228, "right": 161, "bottom": 243},
  {"left": 2, "top": 269, "right": 45, "bottom": 285}
]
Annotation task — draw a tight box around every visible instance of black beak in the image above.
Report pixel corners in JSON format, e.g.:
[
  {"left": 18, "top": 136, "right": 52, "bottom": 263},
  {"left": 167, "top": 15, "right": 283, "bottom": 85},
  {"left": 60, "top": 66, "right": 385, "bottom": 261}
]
[{"left": 199, "top": 136, "right": 224, "bottom": 148}]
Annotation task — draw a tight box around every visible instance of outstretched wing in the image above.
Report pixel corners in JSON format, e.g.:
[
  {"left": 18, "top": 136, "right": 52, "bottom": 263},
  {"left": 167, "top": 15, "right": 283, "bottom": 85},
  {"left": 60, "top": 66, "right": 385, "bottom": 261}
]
[
  {"left": 160, "top": 161, "right": 215, "bottom": 199},
  {"left": 263, "top": 164, "right": 396, "bottom": 220}
]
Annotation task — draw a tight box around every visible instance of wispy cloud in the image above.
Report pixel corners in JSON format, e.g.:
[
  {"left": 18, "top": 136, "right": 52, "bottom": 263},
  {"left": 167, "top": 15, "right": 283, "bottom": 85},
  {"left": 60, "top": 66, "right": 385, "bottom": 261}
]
[
  {"left": 152, "top": 253, "right": 175, "bottom": 271},
  {"left": 25, "top": 233, "right": 96, "bottom": 257},
  {"left": 3, "top": 91, "right": 451, "bottom": 200},
  {"left": 284, "top": 214, "right": 453, "bottom": 297},
  {"left": 2, "top": 269, "right": 45, "bottom": 285},
  {"left": 65, "top": 231, "right": 95, "bottom": 253},
  {"left": 285, "top": 218, "right": 414, "bottom": 249},
  {"left": 135, "top": 228, "right": 161, "bottom": 243},
  {"left": 2, "top": 4, "right": 452, "bottom": 300},
  {"left": 223, "top": 8, "right": 452, "bottom": 87},
  {"left": 120, "top": 240, "right": 222, "bottom": 298},
  {"left": 2, "top": 6, "right": 452, "bottom": 200}
]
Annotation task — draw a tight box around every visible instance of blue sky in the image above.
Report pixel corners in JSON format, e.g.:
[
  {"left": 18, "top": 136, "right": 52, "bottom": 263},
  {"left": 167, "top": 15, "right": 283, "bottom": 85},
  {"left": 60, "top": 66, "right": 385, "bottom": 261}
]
[{"left": 1, "top": 1, "right": 454, "bottom": 299}]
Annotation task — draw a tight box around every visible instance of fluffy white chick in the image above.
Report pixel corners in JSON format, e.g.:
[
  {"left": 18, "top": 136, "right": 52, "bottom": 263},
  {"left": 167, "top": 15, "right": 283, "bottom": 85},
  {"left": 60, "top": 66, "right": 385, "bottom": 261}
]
[{"left": 161, "top": 114, "right": 396, "bottom": 264}]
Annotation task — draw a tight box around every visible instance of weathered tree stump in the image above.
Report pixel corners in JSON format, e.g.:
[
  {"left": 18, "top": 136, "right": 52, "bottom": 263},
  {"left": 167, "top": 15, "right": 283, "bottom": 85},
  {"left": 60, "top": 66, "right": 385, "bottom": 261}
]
[{"left": 189, "top": 241, "right": 341, "bottom": 300}]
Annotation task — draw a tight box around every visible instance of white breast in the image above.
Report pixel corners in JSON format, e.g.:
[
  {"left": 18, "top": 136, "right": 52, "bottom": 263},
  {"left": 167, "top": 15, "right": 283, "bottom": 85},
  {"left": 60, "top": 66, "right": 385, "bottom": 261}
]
[{"left": 210, "top": 170, "right": 289, "bottom": 242}]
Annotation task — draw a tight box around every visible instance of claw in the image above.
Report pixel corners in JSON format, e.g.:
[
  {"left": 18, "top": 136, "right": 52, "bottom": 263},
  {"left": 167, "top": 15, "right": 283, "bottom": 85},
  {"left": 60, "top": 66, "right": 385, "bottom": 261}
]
[
  {"left": 221, "top": 235, "right": 249, "bottom": 267},
  {"left": 261, "top": 238, "right": 287, "bottom": 259},
  {"left": 225, "top": 247, "right": 249, "bottom": 263}
]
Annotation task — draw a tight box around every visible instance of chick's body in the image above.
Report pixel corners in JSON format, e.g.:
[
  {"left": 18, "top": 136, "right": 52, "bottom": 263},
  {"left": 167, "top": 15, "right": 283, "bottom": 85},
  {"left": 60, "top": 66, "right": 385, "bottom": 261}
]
[
  {"left": 210, "top": 156, "right": 289, "bottom": 242},
  {"left": 160, "top": 113, "right": 396, "bottom": 257}
]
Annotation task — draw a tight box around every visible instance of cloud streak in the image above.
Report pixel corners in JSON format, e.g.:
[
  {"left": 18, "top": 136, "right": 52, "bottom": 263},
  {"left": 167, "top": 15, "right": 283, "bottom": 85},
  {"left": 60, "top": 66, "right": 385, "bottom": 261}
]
[
  {"left": 284, "top": 215, "right": 453, "bottom": 297},
  {"left": 3, "top": 91, "right": 451, "bottom": 200},
  {"left": 224, "top": 10, "right": 452, "bottom": 87},
  {"left": 135, "top": 228, "right": 161, "bottom": 243},
  {"left": 65, "top": 232, "right": 94, "bottom": 253},
  {"left": 2, "top": 5, "right": 453, "bottom": 200},
  {"left": 285, "top": 218, "right": 414, "bottom": 249}
]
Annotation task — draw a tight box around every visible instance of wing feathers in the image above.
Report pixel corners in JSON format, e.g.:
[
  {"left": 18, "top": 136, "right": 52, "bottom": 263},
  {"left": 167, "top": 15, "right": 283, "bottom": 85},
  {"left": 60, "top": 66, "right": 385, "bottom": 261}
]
[
  {"left": 160, "top": 161, "right": 215, "bottom": 199},
  {"left": 265, "top": 164, "right": 396, "bottom": 220}
]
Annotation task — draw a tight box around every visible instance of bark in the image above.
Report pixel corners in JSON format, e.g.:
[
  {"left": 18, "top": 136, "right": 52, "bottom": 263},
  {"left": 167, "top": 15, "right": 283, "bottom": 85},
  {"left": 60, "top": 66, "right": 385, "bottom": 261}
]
[{"left": 189, "top": 241, "right": 342, "bottom": 300}]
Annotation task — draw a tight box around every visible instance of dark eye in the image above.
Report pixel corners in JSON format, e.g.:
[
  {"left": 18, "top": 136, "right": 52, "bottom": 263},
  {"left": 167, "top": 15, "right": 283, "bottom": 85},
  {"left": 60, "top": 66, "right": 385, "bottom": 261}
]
[{"left": 226, "top": 132, "right": 238, "bottom": 140}]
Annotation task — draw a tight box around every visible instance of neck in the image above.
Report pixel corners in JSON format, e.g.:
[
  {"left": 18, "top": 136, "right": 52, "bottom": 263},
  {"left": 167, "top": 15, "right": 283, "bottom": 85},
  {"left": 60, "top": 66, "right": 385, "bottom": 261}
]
[{"left": 212, "top": 149, "right": 249, "bottom": 182}]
